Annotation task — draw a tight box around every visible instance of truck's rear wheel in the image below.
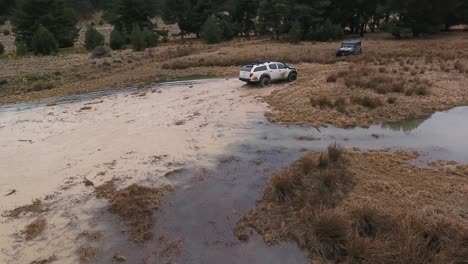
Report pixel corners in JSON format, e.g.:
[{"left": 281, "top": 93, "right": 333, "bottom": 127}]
[
  {"left": 288, "top": 72, "right": 297, "bottom": 82},
  {"left": 260, "top": 76, "right": 270, "bottom": 87}
]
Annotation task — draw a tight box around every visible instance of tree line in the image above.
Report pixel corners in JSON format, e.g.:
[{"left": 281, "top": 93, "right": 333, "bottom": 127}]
[{"left": 0, "top": 0, "right": 467, "bottom": 55}]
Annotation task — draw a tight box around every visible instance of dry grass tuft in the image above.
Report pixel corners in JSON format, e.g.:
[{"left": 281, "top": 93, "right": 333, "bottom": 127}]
[
  {"left": 326, "top": 74, "right": 338, "bottom": 83},
  {"left": 387, "top": 96, "right": 397, "bottom": 104},
  {"left": 95, "top": 182, "right": 173, "bottom": 242},
  {"left": 2, "top": 199, "right": 44, "bottom": 218},
  {"left": 23, "top": 218, "right": 46, "bottom": 240},
  {"left": 351, "top": 96, "right": 383, "bottom": 109},
  {"left": 236, "top": 148, "right": 468, "bottom": 263},
  {"left": 28, "top": 82, "right": 54, "bottom": 92},
  {"left": 327, "top": 143, "right": 343, "bottom": 162},
  {"left": 310, "top": 96, "right": 333, "bottom": 109},
  {"left": 271, "top": 171, "right": 301, "bottom": 203},
  {"left": 79, "top": 246, "right": 96, "bottom": 262}
]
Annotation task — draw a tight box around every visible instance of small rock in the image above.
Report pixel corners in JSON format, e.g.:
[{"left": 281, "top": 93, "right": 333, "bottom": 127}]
[
  {"left": 174, "top": 120, "right": 185, "bottom": 126},
  {"left": 113, "top": 253, "right": 127, "bottom": 262},
  {"left": 46, "top": 102, "right": 57, "bottom": 107},
  {"left": 83, "top": 178, "right": 94, "bottom": 187},
  {"left": 80, "top": 106, "right": 92, "bottom": 111}
]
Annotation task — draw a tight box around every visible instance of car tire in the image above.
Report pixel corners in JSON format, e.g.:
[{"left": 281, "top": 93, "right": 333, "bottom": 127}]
[
  {"left": 260, "top": 76, "right": 270, "bottom": 87},
  {"left": 288, "top": 72, "right": 297, "bottom": 82}
]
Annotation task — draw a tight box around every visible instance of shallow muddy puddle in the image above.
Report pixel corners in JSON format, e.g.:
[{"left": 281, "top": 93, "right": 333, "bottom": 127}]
[{"left": 1, "top": 79, "right": 468, "bottom": 263}]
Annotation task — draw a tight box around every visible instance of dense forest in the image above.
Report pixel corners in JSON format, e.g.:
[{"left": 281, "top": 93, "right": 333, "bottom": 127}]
[{"left": 1, "top": 0, "right": 468, "bottom": 53}]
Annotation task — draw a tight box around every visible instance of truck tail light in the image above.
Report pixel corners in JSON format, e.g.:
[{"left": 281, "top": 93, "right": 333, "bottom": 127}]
[{"left": 249, "top": 73, "right": 254, "bottom": 77}]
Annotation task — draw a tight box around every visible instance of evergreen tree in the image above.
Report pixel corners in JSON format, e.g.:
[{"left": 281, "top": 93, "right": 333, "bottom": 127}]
[
  {"left": 287, "top": 21, "right": 303, "bottom": 43},
  {"left": 12, "top": 0, "right": 79, "bottom": 48},
  {"left": 110, "top": 29, "right": 125, "bottom": 50},
  {"left": 142, "top": 27, "right": 158, "bottom": 47},
  {"left": 31, "top": 25, "right": 58, "bottom": 55},
  {"left": 130, "top": 25, "right": 146, "bottom": 51},
  {"left": 15, "top": 41, "right": 28, "bottom": 56},
  {"left": 201, "top": 16, "right": 223, "bottom": 44},
  {"left": 0, "top": 42, "right": 4, "bottom": 54},
  {"left": 105, "top": 0, "right": 157, "bottom": 37},
  {"left": 84, "top": 26, "right": 105, "bottom": 51}
]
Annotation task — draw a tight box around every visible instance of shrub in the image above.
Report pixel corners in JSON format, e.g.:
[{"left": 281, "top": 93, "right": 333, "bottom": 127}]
[
  {"left": 201, "top": 16, "right": 223, "bottom": 44},
  {"left": 15, "top": 41, "right": 28, "bottom": 56},
  {"left": 130, "top": 25, "right": 146, "bottom": 51},
  {"left": 110, "top": 30, "right": 125, "bottom": 50},
  {"left": 327, "top": 143, "right": 343, "bottom": 162},
  {"left": 271, "top": 171, "right": 300, "bottom": 202},
  {"left": 28, "top": 82, "right": 54, "bottom": 92},
  {"left": 326, "top": 74, "right": 338, "bottom": 83},
  {"left": 31, "top": 25, "right": 58, "bottom": 55},
  {"left": 311, "top": 96, "right": 333, "bottom": 109},
  {"left": 352, "top": 96, "right": 383, "bottom": 109},
  {"left": 84, "top": 26, "right": 105, "bottom": 51},
  {"left": 0, "top": 42, "right": 4, "bottom": 54},
  {"left": 142, "top": 27, "right": 157, "bottom": 48},
  {"left": 414, "top": 86, "right": 429, "bottom": 96},
  {"left": 287, "top": 21, "right": 303, "bottom": 44},
  {"left": 387, "top": 97, "right": 397, "bottom": 104},
  {"left": 3, "top": 29, "right": 10, "bottom": 36},
  {"left": 91, "top": 46, "right": 110, "bottom": 58}
]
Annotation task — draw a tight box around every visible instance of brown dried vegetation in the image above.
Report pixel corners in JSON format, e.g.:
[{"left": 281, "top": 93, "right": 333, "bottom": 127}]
[
  {"left": 23, "top": 218, "right": 47, "bottom": 240},
  {"left": 236, "top": 146, "right": 468, "bottom": 263},
  {"left": 95, "top": 181, "right": 173, "bottom": 242},
  {"left": 2, "top": 199, "right": 44, "bottom": 218}
]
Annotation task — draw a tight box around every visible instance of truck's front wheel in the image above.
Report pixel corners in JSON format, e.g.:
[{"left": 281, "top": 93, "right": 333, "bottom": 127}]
[{"left": 288, "top": 72, "right": 297, "bottom": 82}]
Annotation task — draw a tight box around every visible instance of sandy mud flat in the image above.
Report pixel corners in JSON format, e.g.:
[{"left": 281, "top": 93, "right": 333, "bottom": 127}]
[{"left": 1, "top": 78, "right": 467, "bottom": 263}]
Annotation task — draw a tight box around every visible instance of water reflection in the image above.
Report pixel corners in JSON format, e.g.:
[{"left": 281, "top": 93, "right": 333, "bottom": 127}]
[{"left": 382, "top": 116, "right": 427, "bottom": 132}]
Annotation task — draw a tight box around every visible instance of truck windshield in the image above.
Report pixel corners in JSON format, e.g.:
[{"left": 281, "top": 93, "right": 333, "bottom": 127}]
[{"left": 342, "top": 43, "right": 355, "bottom": 48}]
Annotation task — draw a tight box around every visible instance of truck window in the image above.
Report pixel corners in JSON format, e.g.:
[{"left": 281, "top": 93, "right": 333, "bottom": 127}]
[
  {"left": 241, "top": 65, "right": 253, "bottom": 71},
  {"left": 254, "top": 66, "right": 267, "bottom": 72},
  {"left": 269, "top": 64, "right": 278, "bottom": 70},
  {"left": 277, "top": 63, "right": 286, "bottom": 69}
]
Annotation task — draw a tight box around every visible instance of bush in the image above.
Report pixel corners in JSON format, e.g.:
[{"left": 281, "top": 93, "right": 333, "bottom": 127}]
[
  {"left": 3, "top": 29, "right": 10, "bottom": 36},
  {"left": 130, "top": 25, "right": 146, "bottom": 51},
  {"left": 142, "top": 27, "right": 157, "bottom": 48},
  {"left": 110, "top": 30, "right": 125, "bottom": 50},
  {"left": 15, "top": 42, "right": 28, "bottom": 56},
  {"left": 84, "top": 26, "right": 105, "bottom": 51},
  {"left": 0, "top": 42, "right": 4, "bottom": 54},
  {"left": 201, "top": 16, "right": 223, "bottom": 44},
  {"left": 287, "top": 21, "right": 303, "bottom": 44},
  {"left": 91, "top": 46, "right": 110, "bottom": 58},
  {"left": 31, "top": 25, "right": 58, "bottom": 55}
]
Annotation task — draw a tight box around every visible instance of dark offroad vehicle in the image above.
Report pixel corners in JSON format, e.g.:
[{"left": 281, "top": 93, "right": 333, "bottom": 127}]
[{"left": 336, "top": 40, "right": 362, "bottom": 57}]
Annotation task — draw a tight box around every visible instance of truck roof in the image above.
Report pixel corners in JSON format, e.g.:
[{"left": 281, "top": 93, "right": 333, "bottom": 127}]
[{"left": 342, "top": 40, "right": 361, "bottom": 44}]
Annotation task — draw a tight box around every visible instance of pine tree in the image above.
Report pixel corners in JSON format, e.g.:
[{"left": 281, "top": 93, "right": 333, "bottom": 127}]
[
  {"left": 130, "top": 25, "right": 146, "bottom": 51},
  {"left": 142, "top": 27, "right": 157, "bottom": 47},
  {"left": 106, "top": 0, "right": 157, "bottom": 37},
  {"left": 31, "top": 25, "right": 58, "bottom": 55},
  {"left": 110, "top": 29, "right": 125, "bottom": 50},
  {"left": 287, "top": 21, "right": 303, "bottom": 43},
  {"left": 0, "top": 42, "right": 4, "bottom": 55},
  {"left": 12, "top": 0, "right": 79, "bottom": 48},
  {"left": 84, "top": 26, "right": 105, "bottom": 51},
  {"left": 201, "top": 16, "right": 223, "bottom": 44}
]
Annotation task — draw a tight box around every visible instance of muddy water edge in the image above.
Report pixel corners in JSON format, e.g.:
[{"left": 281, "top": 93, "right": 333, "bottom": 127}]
[{"left": 1, "top": 79, "right": 468, "bottom": 263}]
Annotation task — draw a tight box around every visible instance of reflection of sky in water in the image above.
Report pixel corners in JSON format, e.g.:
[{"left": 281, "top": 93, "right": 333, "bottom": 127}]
[{"left": 228, "top": 106, "right": 468, "bottom": 163}]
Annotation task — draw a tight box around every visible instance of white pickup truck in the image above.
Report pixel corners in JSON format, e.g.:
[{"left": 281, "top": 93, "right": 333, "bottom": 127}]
[{"left": 239, "top": 61, "right": 298, "bottom": 86}]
